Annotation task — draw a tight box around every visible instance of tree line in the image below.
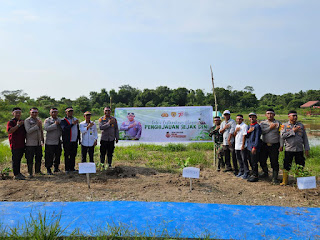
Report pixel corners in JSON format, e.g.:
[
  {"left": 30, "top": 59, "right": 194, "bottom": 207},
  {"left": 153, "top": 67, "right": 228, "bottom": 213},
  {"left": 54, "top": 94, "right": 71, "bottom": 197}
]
[{"left": 1, "top": 85, "right": 320, "bottom": 122}]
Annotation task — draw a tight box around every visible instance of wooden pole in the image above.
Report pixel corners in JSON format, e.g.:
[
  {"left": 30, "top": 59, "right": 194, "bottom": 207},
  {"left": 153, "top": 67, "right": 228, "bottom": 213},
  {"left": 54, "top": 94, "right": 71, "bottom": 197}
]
[
  {"left": 86, "top": 173, "right": 90, "bottom": 189},
  {"left": 210, "top": 66, "right": 218, "bottom": 168}
]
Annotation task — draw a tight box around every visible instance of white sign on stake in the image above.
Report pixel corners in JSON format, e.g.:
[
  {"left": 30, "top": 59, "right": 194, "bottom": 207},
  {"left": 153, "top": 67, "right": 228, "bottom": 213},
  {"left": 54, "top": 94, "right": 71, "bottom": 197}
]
[
  {"left": 297, "top": 176, "right": 317, "bottom": 190},
  {"left": 183, "top": 167, "right": 200, "bottom": 179},
  {"left": 182, "top": 167, "right": 200, "bottom": 192},
  {"left": 79, "top": 163, "right": 96, "bottom": 174}
]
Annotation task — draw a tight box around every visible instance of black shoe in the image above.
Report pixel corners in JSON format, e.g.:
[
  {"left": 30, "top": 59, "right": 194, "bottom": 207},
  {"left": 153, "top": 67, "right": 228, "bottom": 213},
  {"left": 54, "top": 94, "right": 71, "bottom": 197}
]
[
  {"left": 259, "top": 172, "right": 269, "bottom": 178},
  {"left": 54, "top": 168, "right": 60, "bottom": 173},
  {"left": 217, "top": 168, "right": 221, "bottom": 172},
  {"left": 223, "top": 168, "right": 233, "bottom": 172},
  {"left": 247, "top": 176, "right": 259, "bottom": 182},
  {"left": 14, "top": 174, "right": 26, "bottom": 180},
  {"left": 47, "top": 168, "right": 53, "bottom": 175}
]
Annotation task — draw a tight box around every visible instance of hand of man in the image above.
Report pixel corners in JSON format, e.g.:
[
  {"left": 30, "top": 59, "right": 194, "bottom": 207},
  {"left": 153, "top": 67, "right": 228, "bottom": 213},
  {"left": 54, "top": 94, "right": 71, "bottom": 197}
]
[
  {"left": 18, "top": 120, "right": 24, "bottom": 126},
  {"left": 279, "top": 146, "right": 283, "bottom": 152},
  {"left": 94, "top": 140, "right": 97, "bottom": 146},
  {"left": 73, "top": 119, "right": 79, "bottom": 125},
  {"left": 55, "top": 120, "right": 60, "bottom": 125},
  {"left": 128, "top": 123, "right": 135, "bottom": 128},
  {"left": 88, "top": 122, "right": 94, "bottom": 128},
  {"left": 109, "top": 118, "right": 115, "bottom": 124},
  {"left": 241, "top": 145, "right": 245, "bottom": 151},
  {"left": 293, "top": 126, "right": 301, "bottom": 132},
  {"left": 215, "top": 125, "right": 220, "bottom": 130},
  {"left": 225, "top": 124, "right": 230, "bottom": 129},
  {"left": 248, "top": 127, "right": 254, "bottom": 133},
  {"left": 270, "top": 123, "right": 277, "bottom": 129},
  {"left": 228, "top": 140, "right": 231, "bottom": 146},
  {"left": 37, "top": 119, "right": 42, "bottom": 127},
  {"left": 116, "top": 139, "right": 119, "bottom": 143},
  {"left": 305, "top": 150, "right": 309, "bottom": 157},
  {"left": 252, "top": 148, "right": 257, "bottom": 155}
]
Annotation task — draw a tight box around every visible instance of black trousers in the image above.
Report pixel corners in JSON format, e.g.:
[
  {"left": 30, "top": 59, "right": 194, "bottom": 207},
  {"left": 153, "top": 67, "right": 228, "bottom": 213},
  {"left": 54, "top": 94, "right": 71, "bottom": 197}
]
[
  {"left": 259, "top": 142, "right": 280, "bottom": 172},
  {"left": 100, "top": 140, "right": 115, "bottom": 165},
  {"left": 283, "top": 151, "right": 305, "bottom": 171},
  {"left": 25, "top": 146, "right": 43, "bottom": 174},
  {"left": 223, "top": 144, "right": 238, "bottom": 172},
  {"left": 249, "top": 150, "right": 259, "bottom": 177},
  {"left": 63, "top": 142, "right": 78, "bottom": 171},
  {"left": 236, "top": 149, "right": 249, "bottom": 175},
  {"left": 45, "top": 144, "right": 62, "bottom": 169},
  {"left": 11, "top": 148, "right": 25, "bottom": 176},
  {"left": 81, "top": 145, "right": 94, "bottom": 162}
]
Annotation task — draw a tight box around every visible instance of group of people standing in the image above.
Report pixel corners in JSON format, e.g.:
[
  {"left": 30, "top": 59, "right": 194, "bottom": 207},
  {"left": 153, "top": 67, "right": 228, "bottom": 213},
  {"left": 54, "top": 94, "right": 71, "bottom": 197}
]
[
  {"left": 209, "top": 109, "right": 310, "bottom": 185},
  {"left": 7, "top": 106, "right": 119, "bottom": 180}
]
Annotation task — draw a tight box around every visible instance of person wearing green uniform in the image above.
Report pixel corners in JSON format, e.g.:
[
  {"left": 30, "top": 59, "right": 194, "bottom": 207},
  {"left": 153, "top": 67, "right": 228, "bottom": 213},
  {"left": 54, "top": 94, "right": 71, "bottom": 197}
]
[{"left": 209, "top": 116, "right": 224, "bottom": 171}]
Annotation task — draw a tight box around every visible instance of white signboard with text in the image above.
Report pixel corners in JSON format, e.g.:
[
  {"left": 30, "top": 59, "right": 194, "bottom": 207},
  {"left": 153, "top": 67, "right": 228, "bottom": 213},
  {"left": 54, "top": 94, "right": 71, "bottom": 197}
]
[
  {"left": 79, "top": 163, "right": 96, "bottom": 174},
  {"left": 183, "top": 167, "right": 200, "bottom": 179},
  {"left": 115, "top": 106, "right": 213, "bottom": 142},
  {"left": 297, "top": 176, "right": 317, "bottom": 190}
]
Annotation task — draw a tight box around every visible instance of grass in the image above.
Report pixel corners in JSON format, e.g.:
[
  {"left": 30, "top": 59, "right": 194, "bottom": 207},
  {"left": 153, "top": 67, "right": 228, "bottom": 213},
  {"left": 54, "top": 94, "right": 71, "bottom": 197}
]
[
  {"left": 0, "top": 142, "right": 320, "bottom": 176},
  {"left": 0, "top": 211, "right": 215, "bottom": 240}
]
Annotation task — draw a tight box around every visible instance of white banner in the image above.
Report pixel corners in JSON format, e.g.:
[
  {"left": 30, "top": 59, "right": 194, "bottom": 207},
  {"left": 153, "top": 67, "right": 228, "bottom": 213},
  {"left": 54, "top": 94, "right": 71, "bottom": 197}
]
[{"left": 115, "top": 106, "right": 213, "bottom": 142}]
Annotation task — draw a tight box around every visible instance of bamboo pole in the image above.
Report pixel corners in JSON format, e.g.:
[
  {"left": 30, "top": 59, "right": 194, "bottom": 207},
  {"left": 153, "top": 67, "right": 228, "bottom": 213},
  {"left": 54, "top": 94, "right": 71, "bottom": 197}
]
[{"left": 210, "top": 66, "right": 218, "bottom": 168}]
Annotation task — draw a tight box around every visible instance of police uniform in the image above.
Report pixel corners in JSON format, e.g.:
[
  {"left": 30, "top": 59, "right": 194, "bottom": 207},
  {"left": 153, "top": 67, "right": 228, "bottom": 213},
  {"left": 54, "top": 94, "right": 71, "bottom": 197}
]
[
  {"left": 281, "top": 121, "right": 310, "bottom": 171},
  {"left": 209, "top": 125, "right": 224, "bottom": 170},
  {"left": 259, "top": 119, "right": 282, "bottom": 180},
  {"left": 99, "top": 115, "right": 119, "bottom": 166}
]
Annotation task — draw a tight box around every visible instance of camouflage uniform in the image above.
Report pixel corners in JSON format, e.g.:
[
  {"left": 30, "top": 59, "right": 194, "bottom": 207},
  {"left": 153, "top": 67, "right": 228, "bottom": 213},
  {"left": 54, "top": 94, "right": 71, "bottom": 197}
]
[{"left": 209, "top": 125, "right": 224, "bottom": 170}]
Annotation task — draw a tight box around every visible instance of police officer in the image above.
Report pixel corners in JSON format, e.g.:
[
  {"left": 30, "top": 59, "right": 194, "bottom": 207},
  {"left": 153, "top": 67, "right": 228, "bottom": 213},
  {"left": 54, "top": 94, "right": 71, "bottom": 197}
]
[
  {"left": 280, "top": 110, "right": 310, "bottom": 186},
  {"left": 209, "top": 116, "right": 224, "bottom": 171},
  {"left": 259, "top": 109, "right": 282, "bottom": 183},
  {"left": 44, "top": 108, "right": 62, "bottom": 174},
  {"left": 99, "top": 106, "right": 119, "bottom": 168}
]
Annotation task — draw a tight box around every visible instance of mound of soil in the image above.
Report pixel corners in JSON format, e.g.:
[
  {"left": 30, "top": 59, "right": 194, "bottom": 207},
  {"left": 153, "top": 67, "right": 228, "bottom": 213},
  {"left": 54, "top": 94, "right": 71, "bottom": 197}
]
[{"left": 0, "top": 163, "right": 319, "bottom": 207}]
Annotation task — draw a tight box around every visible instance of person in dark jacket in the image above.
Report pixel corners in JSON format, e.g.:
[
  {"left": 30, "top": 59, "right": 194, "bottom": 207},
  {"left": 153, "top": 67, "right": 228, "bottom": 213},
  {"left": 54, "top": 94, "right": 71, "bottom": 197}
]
[
  {"left": 7, "top": 107, "right": 26, "bottom": 180},
  {"left": 60, "top": 107, "right": 80, "bottom": 172},
  {"left": 246, "top": 112, "right": 262, "bottom": 182}
]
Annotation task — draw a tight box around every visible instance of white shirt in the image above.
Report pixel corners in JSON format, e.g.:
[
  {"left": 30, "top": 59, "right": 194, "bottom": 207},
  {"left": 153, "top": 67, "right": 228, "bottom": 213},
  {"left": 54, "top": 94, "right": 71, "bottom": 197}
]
[
  {"left": 80, "top": 121, "right": 98, "bottom": 147},
  {"left": 235, "top": 122, "right": 248, "bottom": 150},
  {"left": 219, "top": 118, "right": 236, "bottom": 145}
]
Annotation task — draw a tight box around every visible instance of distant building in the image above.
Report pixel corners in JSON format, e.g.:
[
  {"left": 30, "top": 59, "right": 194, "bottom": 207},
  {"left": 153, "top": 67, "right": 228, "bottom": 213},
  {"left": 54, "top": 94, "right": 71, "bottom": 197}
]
[{"left": 300, "top": 101, "right": 320, "bottom": 115}]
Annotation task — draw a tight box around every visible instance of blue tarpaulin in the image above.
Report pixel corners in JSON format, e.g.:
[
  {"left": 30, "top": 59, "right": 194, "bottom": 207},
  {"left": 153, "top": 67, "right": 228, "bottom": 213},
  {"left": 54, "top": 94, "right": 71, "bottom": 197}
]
[{"left": 1, "top": 201, "right": 320, "bottom": 239}]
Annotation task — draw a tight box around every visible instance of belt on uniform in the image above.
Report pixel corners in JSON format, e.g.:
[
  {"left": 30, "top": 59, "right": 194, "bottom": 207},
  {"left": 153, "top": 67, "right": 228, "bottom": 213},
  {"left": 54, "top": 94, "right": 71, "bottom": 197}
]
[{"left": 263, "top": 142, "right": 279, "bottom": 147}]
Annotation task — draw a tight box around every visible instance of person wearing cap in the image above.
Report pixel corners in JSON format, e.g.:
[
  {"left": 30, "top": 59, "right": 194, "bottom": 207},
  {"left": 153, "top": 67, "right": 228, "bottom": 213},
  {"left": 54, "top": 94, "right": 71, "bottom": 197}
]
[
  {"left": 209, "top": 116, "right": 224, "bottom": 171},
  {"left": 280, "top": 110, "right": 310, "bottom": 186},
  {"left": 259, "top": 108, "right": 282, "bottom": 183},
  {"left": 24, "top": 107, "right": 44, "bottom": 177},
  {"left": 7, "top": 107, "right": 26, "bottom": 180},
  {"left": 234, "top": 114, "right": 250, "bottom": 179},
  {"left": 80, "top": 111, "right": 98, "bottom": 163},
  {"left": 44, "top": 108, "right": 62, "bottom": 174},
  {"left": 219, "top": 110, "right": 238, "bottom": 175},
  {"left": 246, "top": 112, "right": 262, "bottom": 182},
  {"left": 99, "top": 106, "right": 119, "bottom": 168},
  {"left": 60, "top": 107, "right": 80, "bottom": 173},
  {"left": 120, "top": 112, "right": 142, "bottom": 140}
]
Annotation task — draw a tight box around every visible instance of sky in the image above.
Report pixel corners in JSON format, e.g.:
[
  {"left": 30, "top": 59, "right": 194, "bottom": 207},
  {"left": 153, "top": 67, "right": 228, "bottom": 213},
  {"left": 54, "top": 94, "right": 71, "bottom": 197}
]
[{"left": 0, "top": 0, "right": 319, "bottom": 100}]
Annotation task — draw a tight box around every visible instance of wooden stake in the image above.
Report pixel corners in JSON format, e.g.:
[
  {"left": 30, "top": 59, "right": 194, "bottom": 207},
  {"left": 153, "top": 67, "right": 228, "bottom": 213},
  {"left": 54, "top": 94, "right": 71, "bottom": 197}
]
[{"left": 86, "top": 173, "right": 90, "bottom": 189}]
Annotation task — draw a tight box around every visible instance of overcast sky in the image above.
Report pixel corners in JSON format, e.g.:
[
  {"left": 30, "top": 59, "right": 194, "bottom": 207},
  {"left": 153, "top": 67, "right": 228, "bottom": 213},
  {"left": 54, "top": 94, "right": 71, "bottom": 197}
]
[{"left": 0, "top": 0, "right": 319, "bottom": 100}]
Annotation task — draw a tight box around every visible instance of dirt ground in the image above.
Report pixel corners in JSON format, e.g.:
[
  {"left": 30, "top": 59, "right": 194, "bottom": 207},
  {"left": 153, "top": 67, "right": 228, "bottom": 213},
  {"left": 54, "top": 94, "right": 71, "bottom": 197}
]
[{"left": 1, "top": 163, "right": 320, "bottom": 208}]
